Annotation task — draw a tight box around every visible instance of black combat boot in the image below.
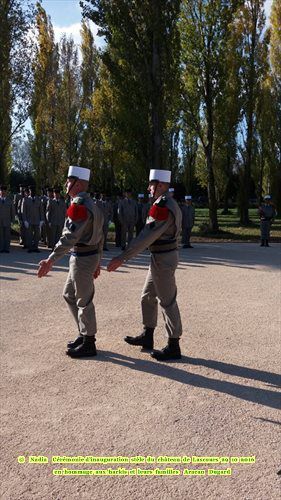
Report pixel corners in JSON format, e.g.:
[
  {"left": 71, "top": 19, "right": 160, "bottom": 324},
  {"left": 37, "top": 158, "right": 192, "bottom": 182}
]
[
  {"left": 67, "top": 335, "right": 97, "bottom": 357},
  {"left": 260, "top": 239, "right": 265, "bottom": 246},
  {"left": 265, "top": 240, "right": 270, "bottom": 247},
  {"left": 151, "top": 338, "right": 181, "bottom": 361},
  {"left": 124, "top": 327, "right": 154, "bottom": 350},
  {"left": 67, "top": 334, "right": 83, "bottom": 349}
]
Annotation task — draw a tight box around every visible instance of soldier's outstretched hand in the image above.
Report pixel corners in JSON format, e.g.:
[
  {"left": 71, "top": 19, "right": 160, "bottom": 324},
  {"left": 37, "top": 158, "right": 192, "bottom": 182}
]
[
  {"left": 107, "top": 257, "right": 123, "bottom": 272},
  {"left": 38, "top": 259, "right": 53, "bottom": 278},
  {"left": 93, "top": 264, "right": 101, "bottom": 279}
]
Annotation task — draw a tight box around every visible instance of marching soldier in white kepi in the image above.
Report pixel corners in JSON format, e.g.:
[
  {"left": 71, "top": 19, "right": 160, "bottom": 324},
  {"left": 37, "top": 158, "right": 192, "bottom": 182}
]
[
  {"left": 37, "top": 166, "right": 104, "bottom": 358},
  {"left": 107, "top": 169, "right": 183, "bottom": 361}
]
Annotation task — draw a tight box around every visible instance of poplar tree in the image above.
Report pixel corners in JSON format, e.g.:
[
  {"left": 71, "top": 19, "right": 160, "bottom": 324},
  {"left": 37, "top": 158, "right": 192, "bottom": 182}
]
[
  {"left": 269, "top": 0, "right": 281, "bottom": 212},
  {"left": 213, "top": 23, "right": 242, "bottom": 214},
  {"left": 234, "top": 0, "right": 266, "bottom": 224},
  {"left": 180, "top": 0, "right": 240, "bottom": 231},
  {"left": 81, "top": 0, "right": 181, "bottom": 183},
  {"left": 0, "top": 0, "right": 35, "bottom": 181},
  {"left": 30, "top": 2, "right": 60, "bottom": 187},
  {"left": 57, "top": 35, "right": 81, "bottom": 170},
  {"left": 255, "top": 30, "right": 272, "bottom": 204},
  {"left": 89, "top": 62, "right": 136, "bottom": 192},
  {"left": 79, "top": 20, "right": 100, "bottom": 167}
]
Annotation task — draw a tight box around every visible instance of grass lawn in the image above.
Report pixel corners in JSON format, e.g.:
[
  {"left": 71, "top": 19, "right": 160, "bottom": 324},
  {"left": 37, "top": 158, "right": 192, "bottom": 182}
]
[
  {"left": 191, "top": 208, "right": 281, "bottom": 241},
  {"left": 107, "top": 208, "right": 281, "bottom": 242}
]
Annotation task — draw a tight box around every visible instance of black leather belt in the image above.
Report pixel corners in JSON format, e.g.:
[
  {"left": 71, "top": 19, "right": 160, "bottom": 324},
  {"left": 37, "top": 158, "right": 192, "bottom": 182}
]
[
  {"left": 149, "top": 239, "right": 177, "bottom": 253},
  {"left": 71, "top": 244, "right": 99, "bottom": 257},
  {"left": 150, "top": 248, "right": 177, "bottom": 254},
  {"left": 73, "top": 244, "right": 99, "bottom": 251},
  {"left": 71, "top": 249, "right": 99, "bottom": 257}
]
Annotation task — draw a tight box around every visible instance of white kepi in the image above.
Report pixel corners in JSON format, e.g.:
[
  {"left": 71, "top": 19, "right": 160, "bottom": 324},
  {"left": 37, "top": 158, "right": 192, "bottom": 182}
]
[
  {"left": 185, "top": 195, "right": 192, "bottom": 200},
  {"left": 149, "top": 169, "right": 171, "bottom": 183},
  {"left": 68, "top": 165, "right": 91, "bottom": 181}
]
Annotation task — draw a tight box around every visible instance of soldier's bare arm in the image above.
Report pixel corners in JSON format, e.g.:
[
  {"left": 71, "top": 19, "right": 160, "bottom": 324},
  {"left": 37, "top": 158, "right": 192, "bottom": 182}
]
[{"left": 107, "top": 213, "right": 174, "bottom": 272}]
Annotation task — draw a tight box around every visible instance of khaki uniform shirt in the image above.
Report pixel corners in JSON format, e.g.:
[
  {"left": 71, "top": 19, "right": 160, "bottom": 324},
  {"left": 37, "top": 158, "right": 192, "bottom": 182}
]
[
  {"left": 0, "top": 197, "right": 15, "bottom": 227},
  {"left": 21, "top": 196, "right": 43, "bottom": 224},
  {"left": 119, "top": 192, "right": 182, "bottom": 261},
  {"left": 49, "top": 192, "right": 104, "bottom": 262},
  {"left": 96, "top": 199, "right": 113, "bottom": 224},
  {"left": 46, "top": 198, "right": 67, "bottom": 226},
  {"left": 118, "top": 198, "right": 138, "bottom": 225}
]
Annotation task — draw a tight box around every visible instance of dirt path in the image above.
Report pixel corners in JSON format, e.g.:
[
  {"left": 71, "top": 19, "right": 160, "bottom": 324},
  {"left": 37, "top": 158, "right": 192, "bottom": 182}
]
[{"left": 1, "top": 242, "right": 280, "bottom": 499}]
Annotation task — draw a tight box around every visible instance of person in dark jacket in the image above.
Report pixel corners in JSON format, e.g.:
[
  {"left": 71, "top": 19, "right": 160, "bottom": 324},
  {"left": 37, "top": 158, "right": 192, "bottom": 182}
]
[{"left": 258, "top": 195, "right": 277, "bottom": 247}]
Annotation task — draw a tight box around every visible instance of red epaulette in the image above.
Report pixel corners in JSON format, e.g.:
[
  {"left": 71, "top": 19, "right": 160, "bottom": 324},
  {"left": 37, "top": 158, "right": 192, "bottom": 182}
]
[
  {"left": 67, "top": 203, "right": 88, "bottom": 221},
  {"left": 149, "top": 204, "right": 169, "bottom": 221}
]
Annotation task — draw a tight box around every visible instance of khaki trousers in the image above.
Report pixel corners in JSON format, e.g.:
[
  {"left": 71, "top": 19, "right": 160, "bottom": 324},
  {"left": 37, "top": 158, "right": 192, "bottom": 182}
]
[
  {"left": 63, "top": 254, "right": 100, "bottom": 337},
  {"left": 141, "top": 250, "right": 182, "bottom": 339}
]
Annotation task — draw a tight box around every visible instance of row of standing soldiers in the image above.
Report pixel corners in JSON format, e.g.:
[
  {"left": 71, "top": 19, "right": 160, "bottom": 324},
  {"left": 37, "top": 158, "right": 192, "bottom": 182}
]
[
  {"left": 0, "top": 185, "right": 196, "bottom": 253},
  {"left": 13, "top": 186, "right": 67, "bottom": 252},
  {"left": 97, "top": 190, "right": 195, "bottom": 251},
  {"left": 1, "top": 185, "right": 278, "bottom": 253}
]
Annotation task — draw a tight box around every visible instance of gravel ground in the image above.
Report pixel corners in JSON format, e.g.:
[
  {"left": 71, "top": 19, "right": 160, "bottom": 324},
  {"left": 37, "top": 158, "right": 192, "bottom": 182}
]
[{"left": 0, "top": 241, "right": 280, "bottom": 500}]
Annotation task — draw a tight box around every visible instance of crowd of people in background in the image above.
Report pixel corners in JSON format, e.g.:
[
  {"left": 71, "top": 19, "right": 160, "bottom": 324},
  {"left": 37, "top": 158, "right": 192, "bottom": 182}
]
[
  {"left": 12, "top": 185, "right": 67, "bottom": 253},
  {"left": 0, "top": 183, "right": 278, "bottom": 254}
]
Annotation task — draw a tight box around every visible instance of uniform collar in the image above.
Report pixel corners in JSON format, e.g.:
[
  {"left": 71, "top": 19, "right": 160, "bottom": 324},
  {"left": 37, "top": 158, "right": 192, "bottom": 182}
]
[
  {"left": 155, "top": 191, "right": 169, "bottom": 203},
  {"left": 76, "top": 191, "right": 89, "bottom": 198}
]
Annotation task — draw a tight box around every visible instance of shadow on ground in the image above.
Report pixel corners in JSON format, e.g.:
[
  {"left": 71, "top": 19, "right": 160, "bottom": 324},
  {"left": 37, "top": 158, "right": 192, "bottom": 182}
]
[
  {"left": 76, "top": 350, "right": 281, "bottom": 411},
  {"left": 1, "top": 241, "right": 280, "bottom": 280}
]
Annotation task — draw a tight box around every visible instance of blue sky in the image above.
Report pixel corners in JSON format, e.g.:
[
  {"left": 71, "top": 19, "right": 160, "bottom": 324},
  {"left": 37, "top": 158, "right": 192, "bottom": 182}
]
[
  {"left": 39, "top": 0, "right": 273, "bottom": 47},
  {"left": 41, "top": 0, "right": 82, "bottom": 25},
  {"left": 40, "top": 0, "right": 103, "bottom": 47}
]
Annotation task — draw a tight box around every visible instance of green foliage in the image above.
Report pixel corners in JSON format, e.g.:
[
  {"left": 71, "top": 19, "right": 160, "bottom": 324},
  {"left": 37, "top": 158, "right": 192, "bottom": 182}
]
[
  {"left": 268, "top": 0, "right": 281, "bottom": 213},
  {"left": 30, "top": 2, "right": 61, "bottom": 187},
  {"left": 234, "top": 0, "right": 266, "bottom": 224},
  {"left": 81, "top": 0, "right": 181, "bottom": 187},
  {"left": 180, "top": 0, "right": 240, "bottom": 230},
  {"left": 0, "top": 0, "right": 35, "bottom": 181},
  {"left": 57, "top": 35, "right": 81, "bottom": 167},
  {"left": 7, "top": 0, "right": 279, "bottom": 209}
]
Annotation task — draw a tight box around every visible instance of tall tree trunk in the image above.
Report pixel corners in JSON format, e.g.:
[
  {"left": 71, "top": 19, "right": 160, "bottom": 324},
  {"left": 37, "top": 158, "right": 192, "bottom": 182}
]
[
  {"left": 258, "top": 148, "right": 264, "bottom": 205},
  {"left": 205, "top": 71, "right": 218, "bottom": 232},
  {"left": 240, "top": 12, "right": 257, "bottom": 225},
  {"left": 206, "top": 146, "right": 219, "bottom": 231},
  {"left": 151, "top": 1, "right": 163, "bottom": 169},
  {"left": 0, "top": 3, "right": 12, "bottom": 182},
  {"left": 240, "top": 110, "right": 253, "bottom": 225},
  {"left": 221, "top": 155, "right": 232, "bottom": 214}
]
